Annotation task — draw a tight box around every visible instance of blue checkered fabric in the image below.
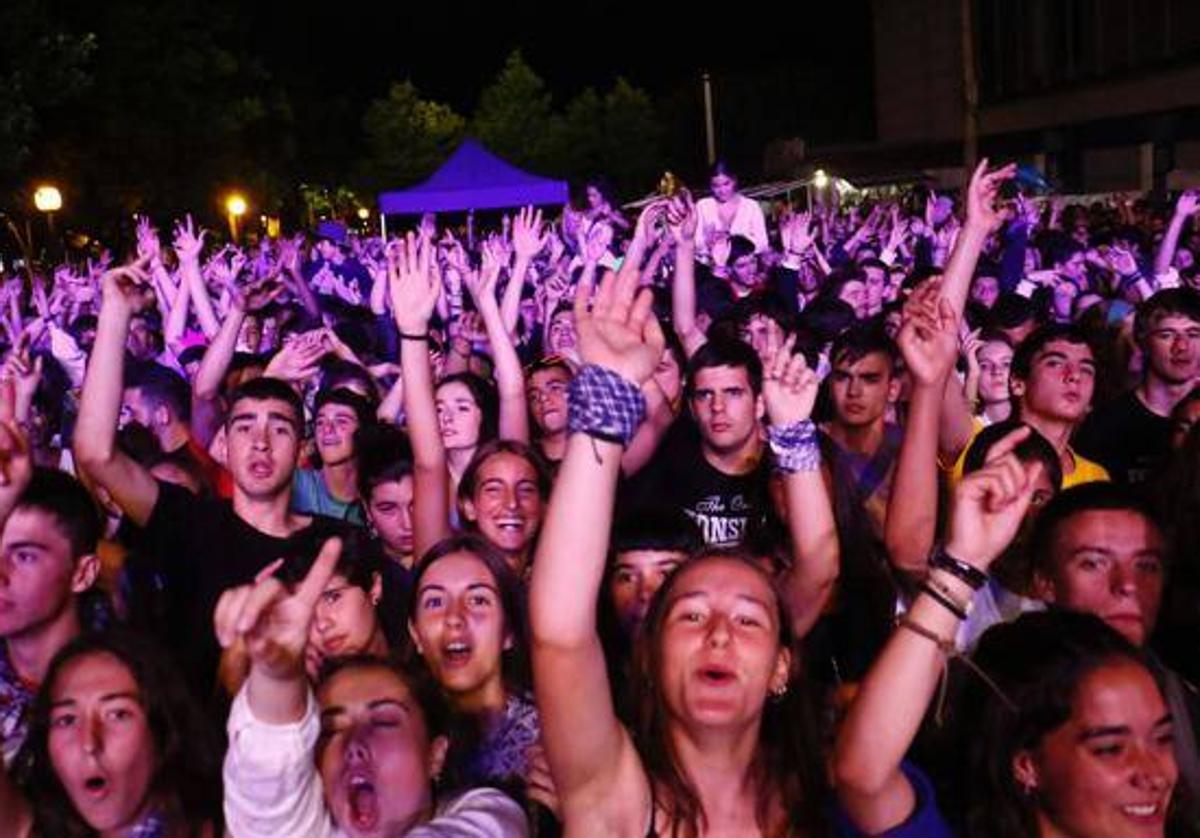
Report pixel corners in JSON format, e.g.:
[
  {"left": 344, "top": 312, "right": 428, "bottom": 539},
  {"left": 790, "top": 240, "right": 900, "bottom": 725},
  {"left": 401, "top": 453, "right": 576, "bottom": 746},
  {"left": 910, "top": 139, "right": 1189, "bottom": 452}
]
[
  {"left": 768, "top": 419, "right": 821, "bottom": 473},
  {"left": 567, "top": 364, "right": 646, "bottom": 447}
]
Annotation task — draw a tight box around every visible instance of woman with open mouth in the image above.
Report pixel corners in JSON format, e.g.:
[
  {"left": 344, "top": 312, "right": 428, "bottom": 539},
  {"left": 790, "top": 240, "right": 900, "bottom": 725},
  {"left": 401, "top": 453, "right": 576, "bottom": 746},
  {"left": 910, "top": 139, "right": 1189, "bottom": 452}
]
[
  {"left": 5, "top": 630, "right": 223, "bottom": 837},
  {"left": 406, "top": 533, "right": 555, "bottom": 818}
]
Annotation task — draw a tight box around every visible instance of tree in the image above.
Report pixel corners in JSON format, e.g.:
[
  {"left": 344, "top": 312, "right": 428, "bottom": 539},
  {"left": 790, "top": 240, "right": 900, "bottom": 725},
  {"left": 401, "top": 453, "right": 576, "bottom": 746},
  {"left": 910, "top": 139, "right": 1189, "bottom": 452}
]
[
  {"left": 357, "top": 81, "right": 465, "bottom": 192},
  {"left": 598, "top": 78, "right": 662, "bottom": 197},
  {"left": 471, "top": 50, "right": 562, "bottom": 172},
  {"left": 0, "top": 0, "right": 94, "bottom": 181}
]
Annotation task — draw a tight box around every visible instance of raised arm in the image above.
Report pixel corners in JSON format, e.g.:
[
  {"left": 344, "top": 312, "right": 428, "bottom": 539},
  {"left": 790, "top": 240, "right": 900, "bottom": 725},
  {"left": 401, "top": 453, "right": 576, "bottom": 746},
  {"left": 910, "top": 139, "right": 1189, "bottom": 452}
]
[
  {"left": 72, "top": 259, "right": 161, "bottom": 527},
  {"left": 504, "top": 206, "right": 547, "bottom": 335},
  {"left": 1155, "top": 192, "right": 1198, "bottom": 278},
  {"left": 940, "top": 159, "right": 1016, "bottom": 320},
  {"left": 665, "top": 194, "right": 706, "bottom": 357},
  {"left": 761, "top": 333, "right": 840, "bottom": 637},
  {"left": 530, "top": 268, "right": 663, "bottom": 816},
  {"left": 173, "top": 216, "right": 221, "bottom": 339},
  {"left": 465, "top": 250, "right": 529, "bottom": 444},
  {"left": 884, "top": 281, "right": 960, "bottom": 577},
  {"left": 390, "top": 234, "right": 452, "bottom": 557},
  {"left": 834, "top": 428, "right": 1039, "bottom": 834},
  {"left": 216, "top": 539, "right": 341, "bottom": 838}
]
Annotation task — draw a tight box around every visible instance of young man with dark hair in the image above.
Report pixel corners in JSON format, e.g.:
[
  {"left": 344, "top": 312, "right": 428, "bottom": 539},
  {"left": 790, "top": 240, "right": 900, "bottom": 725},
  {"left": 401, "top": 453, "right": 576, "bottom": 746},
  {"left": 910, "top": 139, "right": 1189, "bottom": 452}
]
[
  {"left": 525, "top": 356, "right": 573, "bottom": 466},
  {"left": 0, "top": 466, "right": 101, "bottom": 766},
  {"left": 630, "top": 338, "right": 771, "bottom": 548},
  {"left": 122, "top": 361, "right": 230, "bottom": 496},
  {"left": 73, "top": 263, "right": 347, "bottom": 691},
  {"left": 291, "top": 387, "right": 372, "bottom": 524},
  {"left": 607, "top": 506, "right": 703, "bottom": 639},
  {"left": 1075, "top": 288, "right": 1200, "bottom": 483},
  {"left": 820, "top": 324, "right": 903, "bottom": 549},
  {"left": 949, "top": 323, "right": 1108, "bottom": 488}
]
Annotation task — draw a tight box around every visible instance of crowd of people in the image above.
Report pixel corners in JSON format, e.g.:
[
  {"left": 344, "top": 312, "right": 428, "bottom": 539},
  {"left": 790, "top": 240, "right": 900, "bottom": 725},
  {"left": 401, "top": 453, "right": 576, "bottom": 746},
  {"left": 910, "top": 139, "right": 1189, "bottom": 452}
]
[{"left": 0, "top": 158, "right": 1198, "bottom": 836}]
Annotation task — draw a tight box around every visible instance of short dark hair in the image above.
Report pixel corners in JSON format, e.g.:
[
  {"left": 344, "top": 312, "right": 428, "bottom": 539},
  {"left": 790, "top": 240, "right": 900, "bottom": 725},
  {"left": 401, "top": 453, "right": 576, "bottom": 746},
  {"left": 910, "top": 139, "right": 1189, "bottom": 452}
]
[
  {"left": 1134, "top": 287, "right": 1200, "bottom": 347},
  {"left": 317, "top": 653, "right": 450, "bottom": 740},
  {"left": 1029, "top": 482, "right": 1166, "bottom": 578},
  {"left": 356, "top": 423, "right": 414, "bottom": 501},
  {"left": 989, "top": 293, "right": 1039, "bottom": 330},
  {"left": 963, "top": 420, "right": 1063, "bottom": 492},
  {"left": 685, "top": 337, "right": 763, "bottom": 396},
  {"left": 15, "top": 468, "right": 101, "bottom": 559},
  {"left": 1010, "top": 323, "right": 1093, "bottom": 382},
  {"left": 728, "top": 235, "right": 756, "bottom": 262},
  {"left": 226, "top": 376, "right": 304, "bottom": 430},
  {"left": 829, "top": 322, "right": 897, "bottom": 371},
  {"left": 314, "top": 387, "right": 375, "bottom": 430},
  {"left": 612, "top": 506, "right": 704, "bottom": 556},
  {"left": 124, "top": 362, "right": 192, "bottom": 423}
]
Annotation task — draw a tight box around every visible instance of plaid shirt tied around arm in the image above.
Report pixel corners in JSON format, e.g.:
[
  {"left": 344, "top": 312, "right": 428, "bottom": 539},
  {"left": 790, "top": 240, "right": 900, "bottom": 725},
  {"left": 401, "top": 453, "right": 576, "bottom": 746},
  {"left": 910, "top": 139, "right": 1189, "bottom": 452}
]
[{"left": 567, "top": 364, "right": 647, "bottom": 448}]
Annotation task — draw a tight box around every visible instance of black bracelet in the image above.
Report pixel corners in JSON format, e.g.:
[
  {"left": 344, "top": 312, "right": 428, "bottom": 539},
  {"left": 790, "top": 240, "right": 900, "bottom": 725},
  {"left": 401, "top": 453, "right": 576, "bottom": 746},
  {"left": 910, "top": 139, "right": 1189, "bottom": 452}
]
[
  {"left": 929, "top": 547, "right": 988, "bottom": 591},
  {"left": 919, "top": 582, "right": 968, "bottom": 621},
  {"left": 397, "top": 331, "right": 429, "bottom": 342}
]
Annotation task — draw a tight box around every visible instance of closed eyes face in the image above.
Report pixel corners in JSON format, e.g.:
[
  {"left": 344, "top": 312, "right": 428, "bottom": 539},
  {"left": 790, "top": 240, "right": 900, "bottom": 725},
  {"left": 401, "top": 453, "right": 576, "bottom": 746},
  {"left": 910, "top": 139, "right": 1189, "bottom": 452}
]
[{"left": 316, "top": 667, "right": 444, "bottom": 836}]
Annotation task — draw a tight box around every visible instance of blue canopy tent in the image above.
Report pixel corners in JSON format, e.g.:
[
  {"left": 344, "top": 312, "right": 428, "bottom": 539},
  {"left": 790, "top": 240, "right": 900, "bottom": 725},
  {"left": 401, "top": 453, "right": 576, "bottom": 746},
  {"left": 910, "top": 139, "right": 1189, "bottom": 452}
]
[{"left": 377, "top": 138, "right": 569, "bottom": 215}]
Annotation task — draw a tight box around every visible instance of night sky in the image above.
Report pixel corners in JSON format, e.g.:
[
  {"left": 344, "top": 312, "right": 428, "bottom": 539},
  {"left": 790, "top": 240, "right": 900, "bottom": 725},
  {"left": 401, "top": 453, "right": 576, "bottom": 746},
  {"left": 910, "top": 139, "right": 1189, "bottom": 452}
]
[{"left": 243, "top": 0, "right": 876, "bottom": 175}]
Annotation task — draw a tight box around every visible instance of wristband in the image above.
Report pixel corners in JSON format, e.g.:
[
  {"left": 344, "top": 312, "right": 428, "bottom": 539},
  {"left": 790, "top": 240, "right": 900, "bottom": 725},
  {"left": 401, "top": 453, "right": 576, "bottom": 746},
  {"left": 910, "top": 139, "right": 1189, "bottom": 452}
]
[
  {"left": 397, "top": 330, "right": 430, "bottom": 342},
  {"left": 567, "top": 364, "right": 646, "bottom": 447},
  {"left": 767, "top": 419, "right": 820, "bottom": 474},
  {"left": 929, "top": 546, "right": 988, "bottom": 590},
  {"left": 919, "top": 581, "right": 969, "bottom": 621}
]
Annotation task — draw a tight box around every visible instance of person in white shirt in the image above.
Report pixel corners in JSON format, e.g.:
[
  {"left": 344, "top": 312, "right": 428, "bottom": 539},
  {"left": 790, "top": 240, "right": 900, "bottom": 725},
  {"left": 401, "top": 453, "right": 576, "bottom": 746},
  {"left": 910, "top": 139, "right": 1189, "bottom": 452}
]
[{"left": 693, "top": 160, "right": 769, "bottom": 260}]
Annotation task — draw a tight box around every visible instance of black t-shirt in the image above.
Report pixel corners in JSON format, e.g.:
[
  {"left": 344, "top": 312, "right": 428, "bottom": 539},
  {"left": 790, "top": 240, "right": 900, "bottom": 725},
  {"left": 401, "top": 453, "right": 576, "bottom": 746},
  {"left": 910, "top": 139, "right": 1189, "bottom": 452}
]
[
  {"left": 139, "top": 480, "right": 350, "bottom": 693},
  {"left": 621, "top": 417, "right": 770, "bottom": 548},
  {"left": 1074, "top": 390, "right": 1171, "bottom": 485}
]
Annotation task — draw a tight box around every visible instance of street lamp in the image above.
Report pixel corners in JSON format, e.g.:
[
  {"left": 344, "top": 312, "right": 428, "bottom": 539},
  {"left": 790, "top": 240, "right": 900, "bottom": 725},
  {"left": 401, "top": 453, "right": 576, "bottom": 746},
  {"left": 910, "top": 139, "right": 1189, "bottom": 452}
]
[
  {"left": 225, "top": 192, "right": 247, "bottom": 240},
  {"left": 33, "top": 184, "right": 63, "bottom": 238},
  {"left": 813, "top": 169, "right": 829, "bottom": 190}
]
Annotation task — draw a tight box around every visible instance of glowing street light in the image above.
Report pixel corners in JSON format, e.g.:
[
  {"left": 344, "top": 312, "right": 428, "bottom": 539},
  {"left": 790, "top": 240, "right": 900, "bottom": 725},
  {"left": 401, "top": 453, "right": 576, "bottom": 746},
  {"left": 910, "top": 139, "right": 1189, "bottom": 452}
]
[
  {"left": 33, "top": 184, "right": 63, "bottom": 250},
  {"left": 225, "top": 192, "right": 248, "bottom": 240},
  {"left": 813, "top": 169, "right": 829, "bottom": 189},
  {"left": 33, "top": 185, "right": 63, "bottom": 213},
  {"left": 356, "top": 207, "right": 370, "bottom": 220}
]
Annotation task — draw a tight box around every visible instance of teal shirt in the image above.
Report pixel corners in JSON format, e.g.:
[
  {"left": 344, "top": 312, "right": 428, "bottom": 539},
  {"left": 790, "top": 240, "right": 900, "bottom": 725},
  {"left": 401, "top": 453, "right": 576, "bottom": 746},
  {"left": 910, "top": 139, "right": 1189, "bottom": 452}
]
[{"left": 291, "top": 468, "right": 365, "bottom": 526}]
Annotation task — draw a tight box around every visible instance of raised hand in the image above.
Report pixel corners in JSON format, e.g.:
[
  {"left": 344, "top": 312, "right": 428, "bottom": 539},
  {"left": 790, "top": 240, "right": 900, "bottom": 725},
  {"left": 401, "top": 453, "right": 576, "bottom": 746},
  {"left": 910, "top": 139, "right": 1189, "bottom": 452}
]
[
  {"left": 231, "top": 274, "right": 285, "bottom": 314},
  {"left": 99, "top": 256, "right": 155, "bottom": 316},
  {"left": 0, "top": 379, "right": 32, "bottom": 512},
  {"left": 580, "top": 221, "right": 613, "bottom": 265},
  {"left": 944, "top": 427, "right": 1041, "bottom": 570},
  {"left": 214, "top": 537, "right": 343, "bottom": 681},
  {"left": 172, "top": 214, "right": 208, "bottom": 263},
  {"left": 897, "top": 278, "right": 959, "bottom": 386},
  {"left": 512, "top": 206, "right": 549, "bottom": 260},
  {"left": 387, "top": 232, "right": 441, "bottom": 333},
  {"left": 574, "top": 267, "right": 664, "bottom": 385},
  {"left": 2, "top": 330, "right": 44, "bottom": 414},
  {"left": 761, "top": 333, "right": 819, "bottom": 427},
  {"left": 1107, "top": 245, "right": 1139, "bottom": 277},
  {"left": 965, "top": 158, "right": 1018, "bottom": 233},
  {"left": 1174, "top": 191, "right": 1199, "bottom": 218},
  {"left": 264, "top": 332, "right": 328, "bottom": 382},
  {"left": 135, "top": 216, "right": 161, "bottom": 263},
  {"left": 665, "top": 190, "right": 698, "bottom": 246}
]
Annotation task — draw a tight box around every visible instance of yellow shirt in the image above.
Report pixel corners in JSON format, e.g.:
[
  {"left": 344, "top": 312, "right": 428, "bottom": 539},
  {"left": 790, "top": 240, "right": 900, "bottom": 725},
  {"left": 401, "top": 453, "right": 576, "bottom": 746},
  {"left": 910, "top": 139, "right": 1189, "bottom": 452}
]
[{"left": 947, "top": 419, "right": 1110, "bottom": 489}]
